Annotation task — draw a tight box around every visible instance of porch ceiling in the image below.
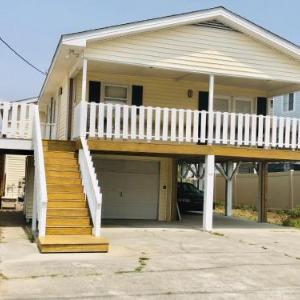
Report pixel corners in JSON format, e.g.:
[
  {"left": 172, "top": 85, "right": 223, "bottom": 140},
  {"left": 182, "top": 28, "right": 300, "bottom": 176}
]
[{"left": 87, "top": 60, "right": 300, "bottom": 97}]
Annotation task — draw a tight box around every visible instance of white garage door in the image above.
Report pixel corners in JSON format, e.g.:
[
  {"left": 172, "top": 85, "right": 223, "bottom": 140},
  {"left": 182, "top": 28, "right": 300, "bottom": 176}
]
[{"left": 94, "top": 159, "right": 160, "bottom": 219}]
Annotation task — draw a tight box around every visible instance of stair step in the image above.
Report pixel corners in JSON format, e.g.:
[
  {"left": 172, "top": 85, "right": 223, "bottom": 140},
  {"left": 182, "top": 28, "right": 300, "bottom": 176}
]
[
  {"left": 47, "top": 208, "right": 89, "bottom": 217},
  {"left": 45, "top": 158, "right": 78, "bottom": 166},
  {"left": 43, "top": 141, "right": 76, "bottom": 152},
  {"left": 45, "top": 165, "right": 79, "bottom": 172},
  {"left": 47, "top": 184, "right": 83, "bottom": 193},
  {"left": 46, "top": 177, "right": 81, "bottom": 185},
  {"left": 47, "top": 217, "right": 91, "bottom": 226},
  {"left": 38, "top": 235, "right": 109, "bottom": 253},
  {"left": 48, "top": 193, "right": 85, "bottom": 201},
  {"left": 47, "top": 201, "right": 87, "bottom": 208},
  {"left": 46, "top": 227, "right": 92, "bottom": 235},
  {"left": 44, "top": 151, "right": 77, "bottom": 159},
  {"left": 46, "top": 170, "right": 80, "bottom": 178}
]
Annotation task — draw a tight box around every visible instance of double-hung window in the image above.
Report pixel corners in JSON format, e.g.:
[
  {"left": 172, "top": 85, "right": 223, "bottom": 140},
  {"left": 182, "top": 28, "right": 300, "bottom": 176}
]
[
  {"left": 103, "top": 84, "right": 129, "bottom": 105},
  {"left": 283, "top": 93, "right": 295, "bottom": 112}
]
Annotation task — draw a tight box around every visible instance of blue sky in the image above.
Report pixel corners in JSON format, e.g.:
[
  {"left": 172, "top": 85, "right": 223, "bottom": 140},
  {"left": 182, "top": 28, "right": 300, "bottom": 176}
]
[{"left": 1, "top": 0, "right": 300, "bottom": 100}]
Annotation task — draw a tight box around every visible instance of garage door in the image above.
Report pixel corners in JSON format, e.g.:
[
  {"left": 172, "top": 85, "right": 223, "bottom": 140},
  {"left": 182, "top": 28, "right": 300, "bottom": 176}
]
[{"left": 94, "top": 159, "right": 160, "bottom": 219}]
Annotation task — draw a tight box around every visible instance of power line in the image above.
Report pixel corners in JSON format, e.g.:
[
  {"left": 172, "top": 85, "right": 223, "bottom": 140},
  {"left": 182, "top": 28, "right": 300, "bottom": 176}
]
[{"left": 0, "top": 35, "right": 47, "bottom": 76}]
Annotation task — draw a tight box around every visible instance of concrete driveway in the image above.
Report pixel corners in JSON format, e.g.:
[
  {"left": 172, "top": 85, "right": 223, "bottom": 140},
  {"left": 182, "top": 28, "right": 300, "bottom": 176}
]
[{"left": 1, "top": 212, "right": 300, "bottom": 299}]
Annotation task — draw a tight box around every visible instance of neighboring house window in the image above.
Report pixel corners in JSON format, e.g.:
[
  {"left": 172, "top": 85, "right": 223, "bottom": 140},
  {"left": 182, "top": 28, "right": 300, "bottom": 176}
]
[
  {"left": 103, "top": 84, "right": 129, "bottom": 104},
  {"left": 283, "top": 93, "right": 295, "bottom": 112}
]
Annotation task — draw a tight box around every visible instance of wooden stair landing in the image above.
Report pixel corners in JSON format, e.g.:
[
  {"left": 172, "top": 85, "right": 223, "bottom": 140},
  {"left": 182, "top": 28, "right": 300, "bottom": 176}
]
[
  {"left": 40, "top": 140, "right": 109, "bottom": 253},
  {"left": 38, "top": 235, "right": 109, "bottom": 253}
]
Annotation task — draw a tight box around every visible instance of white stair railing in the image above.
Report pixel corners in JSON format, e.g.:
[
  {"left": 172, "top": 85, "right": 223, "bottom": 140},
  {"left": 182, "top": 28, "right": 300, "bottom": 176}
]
[
  {"left": 78, "top": 136, "right": 102, "bottom": 237},
  {"left": 32, "top": 106, "right": 48, "bottom": 237}
]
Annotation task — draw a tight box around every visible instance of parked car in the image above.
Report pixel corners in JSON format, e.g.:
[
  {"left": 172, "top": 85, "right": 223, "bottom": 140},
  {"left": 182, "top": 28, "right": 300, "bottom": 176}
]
[{"left": 177, "top": 182, "right": 204, "bottom": 212}]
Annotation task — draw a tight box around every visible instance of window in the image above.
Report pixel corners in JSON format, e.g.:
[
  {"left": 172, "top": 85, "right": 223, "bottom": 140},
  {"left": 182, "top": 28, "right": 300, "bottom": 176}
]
[
  {"left": 214, "top": 98, "right": 229, "bottom": 112},
  {"left": 234, "top": 99, "right": 252, "bottom": 114},
  {"left": 103, "top": 84, "right": 129, "bottom": 104},
  {"left": 283, "top": 93, "right": 295, "bottom": 112}
]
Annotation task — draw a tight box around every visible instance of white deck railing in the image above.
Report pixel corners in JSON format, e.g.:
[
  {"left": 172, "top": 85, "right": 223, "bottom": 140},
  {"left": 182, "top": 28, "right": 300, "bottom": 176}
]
[
  {"left": 73, "top": 102, "right": 300, "bottom": 150},
  {"left": 0, "top": 102, "right": 34, "bottom": 139},
  {"left": 32, "top": 106, "right": 48, "bottom": 237},
  {"left": 78, "top": 137, "right": 102, "bottom": 236}
]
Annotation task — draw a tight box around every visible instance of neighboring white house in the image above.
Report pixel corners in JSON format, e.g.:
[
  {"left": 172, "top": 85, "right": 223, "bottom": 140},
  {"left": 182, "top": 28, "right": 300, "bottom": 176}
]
[{"left": 272, "top": 92, "right": 300, "bottom": 118}]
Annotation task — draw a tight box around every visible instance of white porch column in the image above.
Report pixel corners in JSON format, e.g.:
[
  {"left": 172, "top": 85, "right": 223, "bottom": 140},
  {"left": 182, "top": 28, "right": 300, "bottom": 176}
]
[
  {"left": 225, "top": 161, "right": 234, "bottom": 217},
  {"left": 208, "top": 74, "right": 214, "bottom": 144},
  {"left": 203, "top": 154, "right": 215, "bottom": 231},
  {"left": 81, "top": 58, "right": 88, "bottom": 102}
]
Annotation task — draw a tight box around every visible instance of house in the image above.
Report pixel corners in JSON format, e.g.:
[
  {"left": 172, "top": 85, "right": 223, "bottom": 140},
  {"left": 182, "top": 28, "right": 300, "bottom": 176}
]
[
  {"left": 272, "top": 92, "right": 300, "bottom": 118},
  {"left": 2, "top": 6, "right": 300, "bottom": 253}
]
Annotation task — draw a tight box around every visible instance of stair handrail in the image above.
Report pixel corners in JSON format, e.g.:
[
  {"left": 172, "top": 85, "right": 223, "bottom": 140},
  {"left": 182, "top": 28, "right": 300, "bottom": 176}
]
[
  {"left": 32, "top": 106, "right": 48, "bottom": 237},
  {"left": 78, "top": 136, "right": 102, "bottom": 236}
]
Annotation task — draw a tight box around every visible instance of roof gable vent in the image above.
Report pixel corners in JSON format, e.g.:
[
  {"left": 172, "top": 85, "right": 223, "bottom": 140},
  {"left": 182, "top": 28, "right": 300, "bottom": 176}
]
[{"left": 192, "top": 19, "right": 240, "bottom": 32}]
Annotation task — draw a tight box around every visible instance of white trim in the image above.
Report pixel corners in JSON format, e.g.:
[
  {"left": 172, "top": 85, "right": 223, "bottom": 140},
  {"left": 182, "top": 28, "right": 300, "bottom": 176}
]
[{"left": 0, "top": 139, "right": 33, "bottom": 150}]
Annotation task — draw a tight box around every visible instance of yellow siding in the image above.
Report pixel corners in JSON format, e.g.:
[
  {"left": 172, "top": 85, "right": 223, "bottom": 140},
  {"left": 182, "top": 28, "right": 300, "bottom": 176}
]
[
  {"left": 86, "top": 25, "right": 300, "bottom": 83},
  {"left": 56, "top": 79, "right": 69, "bottom": 140},
  {"left": 74, "top": 72, "right": 265, "bottom": 111}
]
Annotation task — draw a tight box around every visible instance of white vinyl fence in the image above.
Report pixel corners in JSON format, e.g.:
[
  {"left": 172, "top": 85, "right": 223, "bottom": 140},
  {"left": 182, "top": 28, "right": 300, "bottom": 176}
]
[{"left": 73, "top": 102, "right": 300, "bottom": 150}]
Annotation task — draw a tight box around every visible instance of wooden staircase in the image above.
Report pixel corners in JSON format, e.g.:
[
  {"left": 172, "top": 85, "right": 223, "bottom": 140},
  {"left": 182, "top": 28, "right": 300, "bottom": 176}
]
[{"left": 37, "top": 140, "right": 108, "bottom": 253}]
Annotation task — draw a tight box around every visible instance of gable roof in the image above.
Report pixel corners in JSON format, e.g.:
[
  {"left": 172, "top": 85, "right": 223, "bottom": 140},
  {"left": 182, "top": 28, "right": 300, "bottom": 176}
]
[
  {"left": 62, "top": 6, "right": 300, "bottom": 58},
  {"left": 39, "top": 6, "right": 300, "bottom": 100}
]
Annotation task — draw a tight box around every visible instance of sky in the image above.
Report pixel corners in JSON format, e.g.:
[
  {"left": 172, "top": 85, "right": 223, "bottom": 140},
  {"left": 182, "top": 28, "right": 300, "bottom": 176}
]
[{"left": 1, "top": 0, "right": 300, "bottom": 101}]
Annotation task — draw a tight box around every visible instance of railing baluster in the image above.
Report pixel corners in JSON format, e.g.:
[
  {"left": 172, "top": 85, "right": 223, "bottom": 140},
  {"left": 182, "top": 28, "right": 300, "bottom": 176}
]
[
  {"left": 229, "top": 113, "right": 236, "bottom": 145},
  {"left": 297, "top": 119, "right": 300, "bottom": 149},
  {"left": 139, "top": 106, "right": 145, "bottom": 140},
  {"left": 155, "top": 107, "right": 161, "bottom": 141},
  {"left": 162, "top": 108, "right": 169, "bottom": 141},
  {"left": 146, "top": 106, "right": 153, "bottom": 141},
  {"left": 237, "top": 113, "right": 243, "bottom": 146},
  {"left": 271, "top": 116, "right": 277, "bottom": 148},
  {"left": 131, "top": 106, "right": 137, "bottom": 140},
  {"left": 250, "top": 114, "right": 257, "bottom": 146},
  {"left": 106, "top": 104, "right": 113, "bottom": 139},
  {"left": 10, "top": 103, "right": 18, "bottom": 137},
  {"left": 178, "top": 109, "right": 184, "bottom": 142},
  {"left": 170, "top": 108, "right": 177, "bottom": 142},
  {"left": 264, "top": 115, "right": 270, "bottom": 148},
  {"left": 185, "top": 109, "right": 192, "bottom": 142},
  {"left": 89, "top": 103, "right": 96, "bottom": 137},
  {"left": 215, "top": 112, "right": 221, "bottom": 144},
  {"left": 114, "top": 104, "right": 121, "bottom": 139},
  {"left": 193, "top": 110, "right": 200, "bottom": 143},
  {"left": 291, "top": 118, "right": 297, "bottom": 150},
  {"left": 278, "top": 117, "right": 284, "bottom": 148},
  {"left": 98, "top": 103, "right": 105, "bottom": 138},
  {"left": 284, "top": 117, "right": 291, "bottom": 148},
  {"left": 123, "top": 105, "right": 129, "bottom": 139},
  {"left": 19, "top": 104, "right": 26, "bottom": 138},
  {"left": 244, "top": 114, "right": 250, "bottom": 146},
  {"left": 222, "top": 112, "right": 228, "bottom": 144}
]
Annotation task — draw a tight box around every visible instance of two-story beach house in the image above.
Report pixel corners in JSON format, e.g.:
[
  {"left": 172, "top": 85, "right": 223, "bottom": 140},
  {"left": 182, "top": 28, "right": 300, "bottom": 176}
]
[{"left": 2, "top": 6, "right": 300, "bottom": 252}]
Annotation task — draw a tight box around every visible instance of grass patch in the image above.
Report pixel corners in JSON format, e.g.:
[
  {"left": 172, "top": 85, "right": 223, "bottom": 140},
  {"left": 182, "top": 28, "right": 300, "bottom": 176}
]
[
  {"left": 210, "top": 232, "right": 224, "bottom": 237},
  {"left": 282, "top": 207, "right": 300, "bottom": 228}
]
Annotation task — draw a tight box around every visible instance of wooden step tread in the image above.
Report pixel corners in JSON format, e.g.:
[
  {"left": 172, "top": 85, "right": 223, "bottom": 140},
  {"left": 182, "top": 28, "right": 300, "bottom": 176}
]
[{"left": 38, "top": 235, "right": 108, "bottom": 245}]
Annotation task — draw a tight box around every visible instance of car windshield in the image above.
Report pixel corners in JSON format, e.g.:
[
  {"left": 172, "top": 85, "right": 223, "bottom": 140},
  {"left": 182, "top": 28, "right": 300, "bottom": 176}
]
[{"left": 182, "top": 183, "right": 203, "bottom": 194}]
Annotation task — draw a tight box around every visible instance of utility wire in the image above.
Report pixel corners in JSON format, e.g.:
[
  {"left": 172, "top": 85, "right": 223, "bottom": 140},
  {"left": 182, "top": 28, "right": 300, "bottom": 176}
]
[{"left": 0, "top": 35, "right": 47, "bottom": 76}]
